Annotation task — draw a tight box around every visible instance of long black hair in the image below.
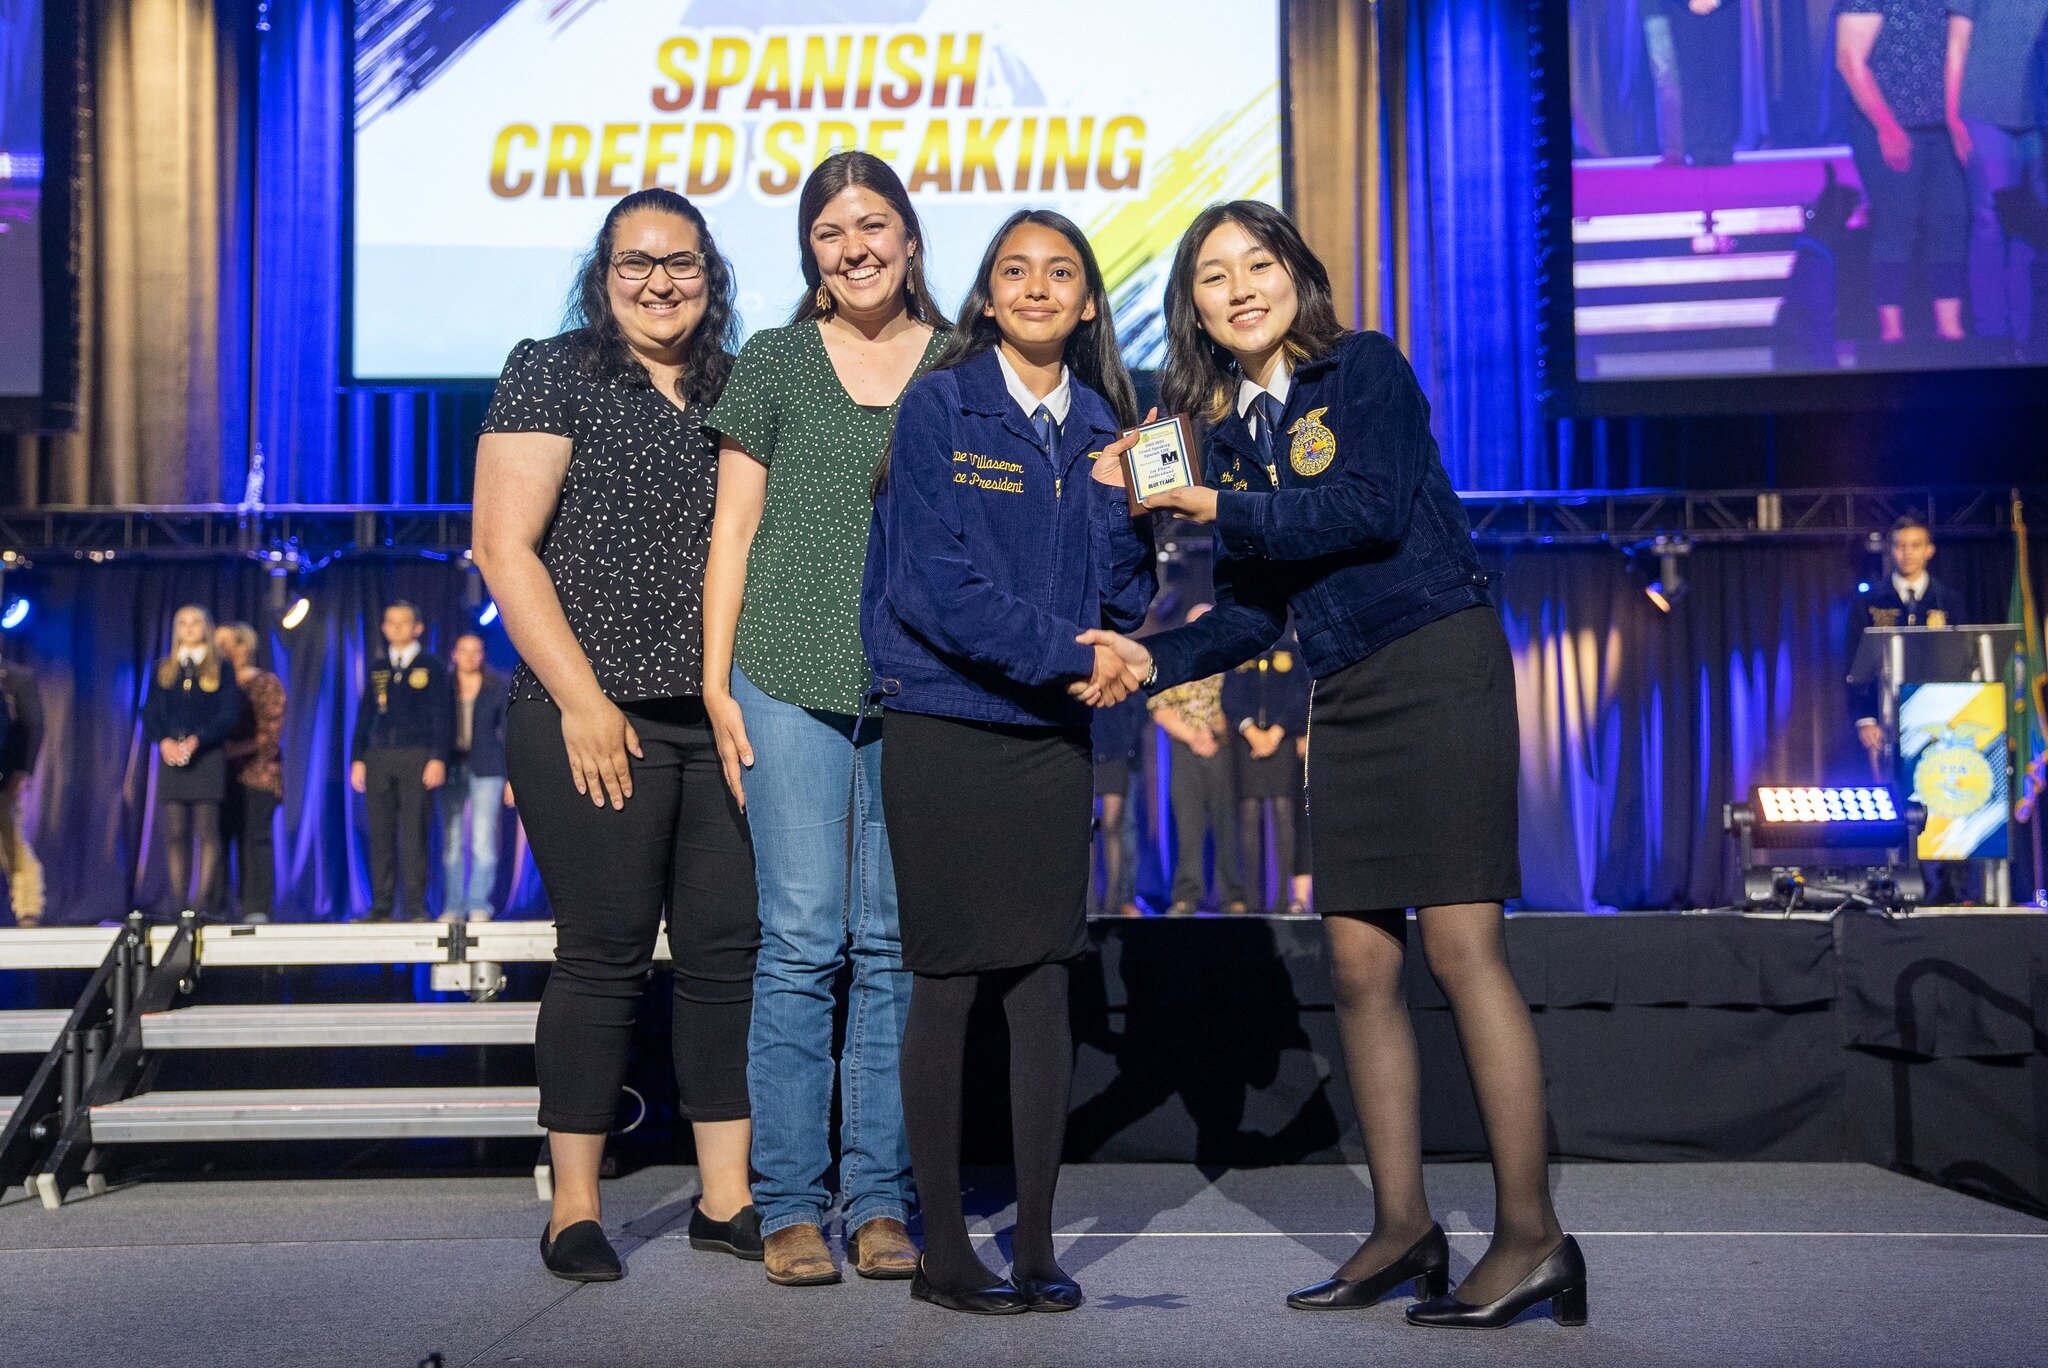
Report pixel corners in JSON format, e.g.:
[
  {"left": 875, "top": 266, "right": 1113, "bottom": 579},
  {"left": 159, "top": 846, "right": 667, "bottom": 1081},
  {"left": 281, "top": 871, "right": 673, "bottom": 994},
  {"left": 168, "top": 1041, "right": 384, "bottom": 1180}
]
[
  {"left": 928, "top": 209, "right": 1138, "bottom": 428},
  {"left": 788, "top": 151, "right": 949, "bottom": 328},
  {"left": 1159, "top": 201, "right": 1349, "bottom": 423},
  {"left": 564, "top": 187, "right": 738, "bottom": 408}
]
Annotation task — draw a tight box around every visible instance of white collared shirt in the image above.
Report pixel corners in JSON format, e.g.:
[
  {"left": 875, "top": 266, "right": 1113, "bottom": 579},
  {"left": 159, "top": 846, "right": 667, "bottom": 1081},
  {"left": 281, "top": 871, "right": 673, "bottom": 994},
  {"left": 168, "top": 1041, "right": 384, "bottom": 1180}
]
[
  {"left": 1892, "top": 572, "right": 1930, "bottom": 603},
  {"left": 177, "top": 647, "right": 207, "bottom": 668},
  {"left": 390, "top": 643, "right": 420, "bottom": 671},
  {"left": 995, "top": 348, "right": 1072, "bottom": 426},
  {"left": 1236, "top": 366, "right": 1295, "bottom": 440}
]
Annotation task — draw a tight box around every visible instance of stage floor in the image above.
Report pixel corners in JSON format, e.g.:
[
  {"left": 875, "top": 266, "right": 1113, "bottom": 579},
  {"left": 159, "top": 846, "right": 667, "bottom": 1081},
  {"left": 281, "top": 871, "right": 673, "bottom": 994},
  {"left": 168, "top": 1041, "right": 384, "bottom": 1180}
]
[{"left": 3, "top": 1162, "right": 2044, "bottom": 1366}]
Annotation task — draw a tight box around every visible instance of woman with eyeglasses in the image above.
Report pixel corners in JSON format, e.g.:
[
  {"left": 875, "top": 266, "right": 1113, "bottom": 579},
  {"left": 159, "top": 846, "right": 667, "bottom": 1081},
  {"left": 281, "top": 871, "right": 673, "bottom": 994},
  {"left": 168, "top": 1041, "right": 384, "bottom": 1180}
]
[{"left": 473, "top": 187, "right": 762, "bottom": 1283}]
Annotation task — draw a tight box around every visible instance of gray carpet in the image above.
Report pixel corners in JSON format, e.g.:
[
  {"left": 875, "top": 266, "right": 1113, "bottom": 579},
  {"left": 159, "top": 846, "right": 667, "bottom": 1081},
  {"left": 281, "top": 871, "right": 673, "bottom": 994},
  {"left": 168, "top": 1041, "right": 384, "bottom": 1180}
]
[{"left": 2, "top": 1163, "right": 2043, "bottom": 1367}]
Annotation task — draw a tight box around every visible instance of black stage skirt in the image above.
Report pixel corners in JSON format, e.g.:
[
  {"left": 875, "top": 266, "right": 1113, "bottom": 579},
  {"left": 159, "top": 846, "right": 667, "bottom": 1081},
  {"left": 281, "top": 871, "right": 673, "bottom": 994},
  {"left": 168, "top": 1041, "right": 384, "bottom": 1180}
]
[
  {"left": 1307, "top": 606, "right": 1521, "bottom": 913},
  {"left": 1233, "top": 736, "right": 1302, "bottom": 801},
  {"left": 155, "top": 744, "right": 228, "bottom": 804},
  {"left": 881, "top": 708, "right": 1093, "bottom": 976}
]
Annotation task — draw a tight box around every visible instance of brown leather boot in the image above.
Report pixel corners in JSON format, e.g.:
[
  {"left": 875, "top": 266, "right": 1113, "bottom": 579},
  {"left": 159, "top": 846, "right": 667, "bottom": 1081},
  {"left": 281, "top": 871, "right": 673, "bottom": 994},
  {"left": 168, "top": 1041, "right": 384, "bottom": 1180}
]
[
  {"left": 763, "top": 1224, "right": 840, "bottom": 1286},
  {"left": 848, "top": 1217, "right": 919, "bottom": 1280}
]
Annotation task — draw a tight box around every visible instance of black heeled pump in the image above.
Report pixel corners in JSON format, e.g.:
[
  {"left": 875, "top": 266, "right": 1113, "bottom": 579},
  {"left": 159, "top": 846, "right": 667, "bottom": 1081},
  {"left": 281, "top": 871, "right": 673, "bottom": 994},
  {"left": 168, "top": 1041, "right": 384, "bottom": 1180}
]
[
  {"left": 1406, "top": 1235, "right": 1586, "bottom": 1329},
  {"left": 1288, "top": 1224, "right": 1450, "bottom": 1310}
]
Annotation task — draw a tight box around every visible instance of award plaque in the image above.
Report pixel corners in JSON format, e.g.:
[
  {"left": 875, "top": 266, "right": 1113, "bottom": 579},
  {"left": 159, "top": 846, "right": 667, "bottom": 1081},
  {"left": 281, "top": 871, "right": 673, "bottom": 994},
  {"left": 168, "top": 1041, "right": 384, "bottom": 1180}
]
[{"left": 1119, "top": 413, "right": 1201, "bottom": 513}]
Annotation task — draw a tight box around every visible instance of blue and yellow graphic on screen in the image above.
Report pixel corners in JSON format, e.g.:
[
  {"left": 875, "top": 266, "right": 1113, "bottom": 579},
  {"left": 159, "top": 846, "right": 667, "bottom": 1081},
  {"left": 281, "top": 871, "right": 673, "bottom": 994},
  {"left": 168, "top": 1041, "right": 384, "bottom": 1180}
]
[{"left": 1897, "top": 682, "right": 2010, "bottom": 861}]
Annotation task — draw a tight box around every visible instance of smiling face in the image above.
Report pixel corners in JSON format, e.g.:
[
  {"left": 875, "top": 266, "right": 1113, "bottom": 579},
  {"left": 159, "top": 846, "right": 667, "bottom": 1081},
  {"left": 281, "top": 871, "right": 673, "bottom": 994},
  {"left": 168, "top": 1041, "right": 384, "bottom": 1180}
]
[
  {"left": 808, "top": 185, "right": 914, "bottom": 322},
  {"left": 983, "top": 221, "right": 1095, "bottom": 359},
  {"left": 605, "top": 209, "right": 709, "bottom": 360},
  {"left": 172, "top": 606, "right": 210, "bottom": 650},
  {"left": 1190, "top": 219, "right": 1300, "bottom": 377}
]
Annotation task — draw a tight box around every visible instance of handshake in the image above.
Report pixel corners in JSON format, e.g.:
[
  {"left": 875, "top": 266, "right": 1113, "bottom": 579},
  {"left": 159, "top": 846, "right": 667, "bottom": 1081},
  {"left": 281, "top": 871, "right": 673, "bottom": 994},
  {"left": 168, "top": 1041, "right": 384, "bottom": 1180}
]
[{"left": 1067, "top": 629, "right": 1155, "bottom": 708}]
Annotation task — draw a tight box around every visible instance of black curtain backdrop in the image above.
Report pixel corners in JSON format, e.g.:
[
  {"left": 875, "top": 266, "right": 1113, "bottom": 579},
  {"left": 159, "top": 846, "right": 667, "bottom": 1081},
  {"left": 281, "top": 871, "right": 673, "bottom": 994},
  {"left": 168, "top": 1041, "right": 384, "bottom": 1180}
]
[{"left": 0, "top": 538, "right": 2038, "bottom": 925}]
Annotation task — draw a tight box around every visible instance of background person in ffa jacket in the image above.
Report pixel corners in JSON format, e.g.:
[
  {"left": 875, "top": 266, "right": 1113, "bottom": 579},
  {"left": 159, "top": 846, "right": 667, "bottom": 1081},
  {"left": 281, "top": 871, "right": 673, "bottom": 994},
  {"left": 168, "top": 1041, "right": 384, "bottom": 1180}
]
[
  {"left": 1080, "top": 202, "right": 1579, "bottom": 1328},
  {"left": 442, "top": 632, "right": 512, "bottom": 923},
  {"left": 862, "top": 209, "right": 1154, "bottom": 1313},
  {"left": 142, "top": 604, "right": 242, "bottom": 918},
  {"left": 1850, "top": 513, "right": 1969, "bottom": 769},
  {"left": 350, "top": 600, "right": 454, "bottom": 922}
]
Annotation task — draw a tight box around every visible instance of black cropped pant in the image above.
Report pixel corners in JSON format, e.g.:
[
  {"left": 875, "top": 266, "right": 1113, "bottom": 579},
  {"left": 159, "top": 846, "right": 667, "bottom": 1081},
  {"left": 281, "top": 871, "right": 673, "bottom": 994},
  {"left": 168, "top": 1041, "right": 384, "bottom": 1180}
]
[{"left": 508, "top": 698, "right": 759, "bottom": 1135}]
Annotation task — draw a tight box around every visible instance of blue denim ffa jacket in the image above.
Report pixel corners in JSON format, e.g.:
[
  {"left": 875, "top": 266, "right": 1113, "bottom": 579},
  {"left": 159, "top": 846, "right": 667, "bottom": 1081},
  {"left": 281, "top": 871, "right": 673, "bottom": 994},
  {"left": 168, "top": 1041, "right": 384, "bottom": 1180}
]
[
  {"left": 861, "top": 348, "right": 1157, "bottom": 729},
  {"left": 1145, "top": 331, "right": 1492, "bottom": 691}
]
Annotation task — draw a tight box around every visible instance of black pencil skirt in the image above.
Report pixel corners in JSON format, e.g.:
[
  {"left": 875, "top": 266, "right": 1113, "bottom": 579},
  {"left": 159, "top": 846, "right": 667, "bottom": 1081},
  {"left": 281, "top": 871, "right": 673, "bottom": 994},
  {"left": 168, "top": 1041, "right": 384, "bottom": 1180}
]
[
  {"left": 156, "top": 744, "right": 227, "bottom": 804},
  {"left": 1307, "top": 606, "right": 1522, "bottom": 913},
  {"left": 881, "top": 708, "right": 1093, "bottom": 976}
]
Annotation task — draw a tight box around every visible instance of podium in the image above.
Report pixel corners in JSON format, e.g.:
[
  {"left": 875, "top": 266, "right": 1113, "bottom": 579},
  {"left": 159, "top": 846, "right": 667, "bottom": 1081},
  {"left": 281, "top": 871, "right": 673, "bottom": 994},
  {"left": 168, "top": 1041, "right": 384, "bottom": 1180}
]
[{"left": 1848, "top": 625, "right": 2022, "bottom": 905}]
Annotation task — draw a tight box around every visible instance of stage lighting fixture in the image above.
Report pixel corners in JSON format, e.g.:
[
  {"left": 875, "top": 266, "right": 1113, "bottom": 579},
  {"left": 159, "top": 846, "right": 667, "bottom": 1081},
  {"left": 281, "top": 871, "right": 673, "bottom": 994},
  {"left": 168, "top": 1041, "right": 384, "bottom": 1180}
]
[
  {"left": 0, "top": 598, "right": 29, "bottom": 631},
  {"left": 1725, "top": 786, "right": 1925, "bottom": 915},
  {"left": 1644, "top": 537, "right": 1690, "bottom": 612},
  {"left": 281, "top": 596, "right": 312, "bottom": 631},
  {"left": 478, "top": 600, "right": 500, "bottom": 627}
]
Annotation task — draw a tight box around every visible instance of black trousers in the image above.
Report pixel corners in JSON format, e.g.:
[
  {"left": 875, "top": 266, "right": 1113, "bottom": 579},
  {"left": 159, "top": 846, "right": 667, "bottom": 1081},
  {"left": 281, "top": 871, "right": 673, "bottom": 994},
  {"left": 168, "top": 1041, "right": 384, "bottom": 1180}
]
[
  {"left": 363, "top": 747, "right": 431, "bottom": 921},
  {"left": 507, "top": 699, "right": 759, "bottom": 1135},
  {"left": 226, "top": 783, "right": 278, "bottom": 921},
  {"left": 1169, "top": 739, "right": 1245, "bottom": 906}
]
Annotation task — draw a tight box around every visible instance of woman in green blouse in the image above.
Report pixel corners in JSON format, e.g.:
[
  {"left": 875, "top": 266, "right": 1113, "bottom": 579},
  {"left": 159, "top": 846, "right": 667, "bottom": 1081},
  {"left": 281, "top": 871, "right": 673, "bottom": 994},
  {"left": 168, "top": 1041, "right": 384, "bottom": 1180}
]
[{"left": 702, "top": 151, "right": 949, "bottom": 1288}]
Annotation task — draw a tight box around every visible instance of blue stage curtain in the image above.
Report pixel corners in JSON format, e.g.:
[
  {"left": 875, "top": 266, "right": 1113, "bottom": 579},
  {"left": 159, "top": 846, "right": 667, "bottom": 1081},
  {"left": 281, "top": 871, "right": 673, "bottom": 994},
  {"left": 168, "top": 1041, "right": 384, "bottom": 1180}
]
[{"left": 9, "top": 559, "right": 539, "bottom": 924}]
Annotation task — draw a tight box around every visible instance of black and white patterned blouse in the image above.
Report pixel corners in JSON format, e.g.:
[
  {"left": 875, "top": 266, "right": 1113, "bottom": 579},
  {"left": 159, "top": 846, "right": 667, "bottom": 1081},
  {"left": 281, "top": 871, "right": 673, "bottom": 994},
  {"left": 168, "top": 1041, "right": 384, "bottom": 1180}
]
[{"left": 481, "top": 330, "right": 723, "bottom": 707}]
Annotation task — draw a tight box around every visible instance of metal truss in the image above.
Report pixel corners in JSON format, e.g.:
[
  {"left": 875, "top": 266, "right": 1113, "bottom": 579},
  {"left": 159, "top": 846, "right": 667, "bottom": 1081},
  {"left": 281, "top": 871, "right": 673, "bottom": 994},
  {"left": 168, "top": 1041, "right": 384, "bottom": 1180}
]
[{"left": 0, "top": 489, "right": 2034, "bottom": 562}]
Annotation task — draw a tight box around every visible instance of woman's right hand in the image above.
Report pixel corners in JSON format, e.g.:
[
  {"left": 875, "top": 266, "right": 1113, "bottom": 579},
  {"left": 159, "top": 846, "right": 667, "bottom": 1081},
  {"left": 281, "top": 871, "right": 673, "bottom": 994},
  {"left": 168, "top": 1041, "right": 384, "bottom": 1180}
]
[
  {"left": 1878, "top": 121, "right": 1913, "bottom": 174},
  {"left": 704, "top": 687, "right": 754, "bottom": 811},
  {"left": 559, "top": 694, "right": 642, "bottom": 810}
]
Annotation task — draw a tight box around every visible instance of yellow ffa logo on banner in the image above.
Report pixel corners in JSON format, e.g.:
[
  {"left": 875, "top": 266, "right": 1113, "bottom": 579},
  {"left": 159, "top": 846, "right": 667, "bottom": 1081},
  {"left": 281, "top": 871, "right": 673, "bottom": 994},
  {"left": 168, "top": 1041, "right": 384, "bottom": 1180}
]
[
  {"left": 1288, "top": 407, "right": 1336, "bottom": 477},
  {"left": 1898, "top": 682, "right": 2010, "bottom": 861}
]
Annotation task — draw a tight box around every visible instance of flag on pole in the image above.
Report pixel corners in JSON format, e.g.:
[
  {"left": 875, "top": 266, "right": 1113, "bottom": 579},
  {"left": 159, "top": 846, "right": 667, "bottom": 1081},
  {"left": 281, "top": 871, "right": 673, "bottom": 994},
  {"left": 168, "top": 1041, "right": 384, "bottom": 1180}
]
[{"left": 2010, "top": 491, "right": 2047, "bottom": 823}]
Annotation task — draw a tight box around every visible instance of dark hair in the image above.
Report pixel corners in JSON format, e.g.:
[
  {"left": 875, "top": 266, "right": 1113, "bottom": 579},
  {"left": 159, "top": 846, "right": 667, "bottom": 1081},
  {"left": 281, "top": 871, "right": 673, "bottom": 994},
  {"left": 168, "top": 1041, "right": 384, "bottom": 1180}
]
[
  {"left": 1892, "top": 514, "right": 1932, "bottom": 537},
  {"left": 930, "top": 210, "right": 1138, "bottom": 426},
  {"left": 788, "top": 152, "right": 948, "bottom": 328},
  {"left": 1159, "top": 201, "right": 1349, "bottom": 423},
  {"left": 565, "top": 188, "right": 739, "bottom": 408}
]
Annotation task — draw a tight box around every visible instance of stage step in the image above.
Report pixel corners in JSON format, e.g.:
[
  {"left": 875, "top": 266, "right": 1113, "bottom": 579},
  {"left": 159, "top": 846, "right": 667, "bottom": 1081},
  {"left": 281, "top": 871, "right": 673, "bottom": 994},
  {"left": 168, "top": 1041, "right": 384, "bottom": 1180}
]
[
  {"left": 1, "top": 1096, "right": 17, "bottom": 1126},
  {"left": 88, "top": 1087, "right": 543, "bottom": 1143},
  {"left": 0, "top": 927, "right": 120, "bottom": 970},
  {"left": 0, "top": 1010, "right": 69, "bottom": 1053},
  {"left": 139, "top": 1003, "right": 538, "bottom": 1049}
]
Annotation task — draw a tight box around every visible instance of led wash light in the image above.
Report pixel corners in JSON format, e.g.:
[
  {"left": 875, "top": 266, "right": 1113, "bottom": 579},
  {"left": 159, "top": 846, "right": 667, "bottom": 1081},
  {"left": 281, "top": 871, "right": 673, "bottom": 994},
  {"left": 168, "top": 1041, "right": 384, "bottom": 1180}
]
[{"left": 1755, "top": 787, "right": 1899, "bottom": 824}]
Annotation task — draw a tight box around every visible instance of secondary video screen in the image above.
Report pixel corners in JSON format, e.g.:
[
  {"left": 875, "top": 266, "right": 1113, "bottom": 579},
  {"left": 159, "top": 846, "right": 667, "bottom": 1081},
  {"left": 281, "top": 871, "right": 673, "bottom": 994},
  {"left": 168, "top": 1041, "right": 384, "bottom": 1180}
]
[
  {"left": 1567, "top": 0, "right": 2047, "bottom": 380},
  {"left": 0, "top": 0, "right": 43, "bottom": 399},
  {"left": 351, "top": 0, "right": 1283, "bottom": 380}
]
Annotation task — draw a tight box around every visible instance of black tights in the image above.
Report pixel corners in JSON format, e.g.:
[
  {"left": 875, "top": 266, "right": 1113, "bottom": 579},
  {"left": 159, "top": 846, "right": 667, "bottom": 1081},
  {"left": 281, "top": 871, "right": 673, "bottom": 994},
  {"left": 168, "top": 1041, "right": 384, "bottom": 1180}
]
[
  {"left": 1325, "top": 904, "right": 1562, "bottom": 1304},
  {"left": 900, "top": 962, "right": 1073, "bottom": 1293},
  {"left": 161, "top": 799, "right": 222, "bottom": 916}
]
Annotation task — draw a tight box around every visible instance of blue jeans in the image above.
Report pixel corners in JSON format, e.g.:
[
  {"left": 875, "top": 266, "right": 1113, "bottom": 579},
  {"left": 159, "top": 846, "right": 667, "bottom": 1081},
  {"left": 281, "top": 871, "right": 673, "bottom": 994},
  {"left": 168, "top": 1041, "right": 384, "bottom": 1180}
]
[
  {"left": 1964, "top": 120, "right": 2045, "bottom": 347},
  {"left": 731, "top": 668, "right": 912, "bottom": 1236},
  {"left": 441, "top": 765, "right": 506, "bottom": 916}
]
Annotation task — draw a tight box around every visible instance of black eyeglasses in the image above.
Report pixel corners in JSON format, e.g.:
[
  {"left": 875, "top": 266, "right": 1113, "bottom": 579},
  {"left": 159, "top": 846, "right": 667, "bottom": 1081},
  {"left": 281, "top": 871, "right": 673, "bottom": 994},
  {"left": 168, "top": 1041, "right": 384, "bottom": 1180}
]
[{"left": 611, "top": 251, "right": 705, "bottom": 282}]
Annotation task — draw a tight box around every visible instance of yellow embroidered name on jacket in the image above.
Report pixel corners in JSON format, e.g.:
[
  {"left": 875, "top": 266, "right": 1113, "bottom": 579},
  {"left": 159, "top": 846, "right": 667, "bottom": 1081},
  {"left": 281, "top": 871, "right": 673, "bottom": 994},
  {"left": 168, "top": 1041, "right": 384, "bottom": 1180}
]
[{"left": 951, "top": 450, "right": 1026, "bottom": 493}]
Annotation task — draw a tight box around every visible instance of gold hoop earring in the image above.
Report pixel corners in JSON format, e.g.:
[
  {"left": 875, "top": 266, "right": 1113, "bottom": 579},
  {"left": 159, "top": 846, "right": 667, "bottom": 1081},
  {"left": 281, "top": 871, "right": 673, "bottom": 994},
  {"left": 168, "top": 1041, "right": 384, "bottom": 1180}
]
[{"left": 815, "top": 282, "right": 834, "bottom": 315}]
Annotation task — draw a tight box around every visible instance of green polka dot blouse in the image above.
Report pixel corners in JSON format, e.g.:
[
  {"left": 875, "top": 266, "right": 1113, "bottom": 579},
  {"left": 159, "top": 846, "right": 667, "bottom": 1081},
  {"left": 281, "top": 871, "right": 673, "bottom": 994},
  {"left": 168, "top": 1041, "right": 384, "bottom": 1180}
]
[{"left": 708, "top": 321, "right": 949, "bottom": 717}]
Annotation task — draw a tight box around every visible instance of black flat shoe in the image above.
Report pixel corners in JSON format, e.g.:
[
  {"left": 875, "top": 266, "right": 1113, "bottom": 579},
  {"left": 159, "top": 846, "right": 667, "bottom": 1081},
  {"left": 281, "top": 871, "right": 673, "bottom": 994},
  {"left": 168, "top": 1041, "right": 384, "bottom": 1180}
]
[
  {"left": 1288, "top": 1224, "right": 1449, "bottom": 1310},
  {"left": 687, "top": 1202, "right": 764, "bottom": 1261},
  {"left": 541, "top": 1219, "right": 623, "bottom": 1282},
  {"left": 909, "top": 1258, "right": 1031, "bottom": 1315},
  {"left": 1406, "top": 1235, "right": 1586, "bottom": 1329},
  {"left": 1015, "top": 1274, "right": 1084, "bottom": 1312}
]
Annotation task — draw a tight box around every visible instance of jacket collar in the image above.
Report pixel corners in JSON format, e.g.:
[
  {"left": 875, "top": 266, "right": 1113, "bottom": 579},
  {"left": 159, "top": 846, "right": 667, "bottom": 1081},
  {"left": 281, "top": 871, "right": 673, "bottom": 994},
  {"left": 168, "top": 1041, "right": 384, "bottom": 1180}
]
[{"left": 955, "top": 348, "right": 1118, "bottom": 472}]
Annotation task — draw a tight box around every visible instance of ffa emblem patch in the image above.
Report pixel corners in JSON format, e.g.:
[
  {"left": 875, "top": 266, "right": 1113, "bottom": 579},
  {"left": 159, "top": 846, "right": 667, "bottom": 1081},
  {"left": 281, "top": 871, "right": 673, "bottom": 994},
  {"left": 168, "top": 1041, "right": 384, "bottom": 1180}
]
[
  {"left": 1925, "top": 609, "right": 1948, "bottom": 628},
  {"left": 1288, "top": 407, "right": 1336, "bottom": 477},
  {"left": 408, "top": 668, "right": 430, "bottom": 690},
  {"left": 1272, "top": 651, "right": 1294, "bottom": 673},
  {"left": 198, "top": 672, "right": 220, "bottom": 693}
]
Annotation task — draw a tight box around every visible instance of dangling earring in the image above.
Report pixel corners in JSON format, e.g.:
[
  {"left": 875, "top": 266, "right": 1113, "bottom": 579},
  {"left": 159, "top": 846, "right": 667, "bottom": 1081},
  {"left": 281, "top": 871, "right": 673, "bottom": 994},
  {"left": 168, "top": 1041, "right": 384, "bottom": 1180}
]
[{"left": 815, "top": 282, "right": 834, "bottom": 316}]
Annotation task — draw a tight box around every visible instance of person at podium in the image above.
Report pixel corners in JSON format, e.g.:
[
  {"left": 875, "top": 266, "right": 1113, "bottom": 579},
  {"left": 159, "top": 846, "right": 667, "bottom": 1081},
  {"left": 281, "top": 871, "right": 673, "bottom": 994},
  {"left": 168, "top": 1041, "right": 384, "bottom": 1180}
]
[{"left": 1851, "top": 514, "right": 1968, "bottom": 765}]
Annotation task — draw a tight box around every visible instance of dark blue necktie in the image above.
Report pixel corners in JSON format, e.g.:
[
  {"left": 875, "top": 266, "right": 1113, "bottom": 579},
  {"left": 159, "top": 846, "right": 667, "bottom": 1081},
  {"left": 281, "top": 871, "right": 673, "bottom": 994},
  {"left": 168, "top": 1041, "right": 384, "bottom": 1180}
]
[
  {"left": 1031, "top": 404, "right": 1060, "bottom": 467},
  {"left": 1251, "top": 393, "right": 1283, "bottom": 473}
]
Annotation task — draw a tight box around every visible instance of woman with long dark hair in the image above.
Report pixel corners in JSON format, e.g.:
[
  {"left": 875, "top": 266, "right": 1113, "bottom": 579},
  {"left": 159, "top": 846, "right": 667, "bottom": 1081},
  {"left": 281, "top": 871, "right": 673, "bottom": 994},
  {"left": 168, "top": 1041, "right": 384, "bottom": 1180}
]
[
  {"left": 143, "top": 604, "right": 241, "bottom": 919},
  {"left": 701, "top": 150, "right": 949, "bottom": 1287},
  {"left": 864, "top": 209, "right": 1152, "bottom": 1313},
  {"left": 1082, "top": 201, "right": 1584, "bottom": 1330},
  {"left": 473, "top": 186, "right": 761, "bottom": 1282}
]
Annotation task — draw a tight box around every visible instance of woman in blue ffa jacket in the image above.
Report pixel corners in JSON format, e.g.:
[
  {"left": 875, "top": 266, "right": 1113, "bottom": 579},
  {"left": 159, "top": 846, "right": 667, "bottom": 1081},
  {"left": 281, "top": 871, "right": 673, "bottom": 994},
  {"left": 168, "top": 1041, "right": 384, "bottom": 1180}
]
[
  {"left": 1081, "top": 202, "right": 1584, "bottom": 1330},
  {"left": 142, "top": 604, "right": 243, "bottom": 918},
  {"left": 862, "top": 209, "right": 1155, "bottom": 1314}
]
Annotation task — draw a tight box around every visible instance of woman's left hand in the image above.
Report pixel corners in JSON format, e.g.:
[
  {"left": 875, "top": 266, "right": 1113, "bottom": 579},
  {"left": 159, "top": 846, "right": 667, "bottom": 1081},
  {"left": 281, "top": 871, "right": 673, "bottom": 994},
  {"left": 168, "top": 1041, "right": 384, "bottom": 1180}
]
[
  {"left": 1092, "top": 407, "right": 1159, "bottom": 488},
  {"left": 1141, "top": 485, "right": 1220, "bottom": 523}
]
